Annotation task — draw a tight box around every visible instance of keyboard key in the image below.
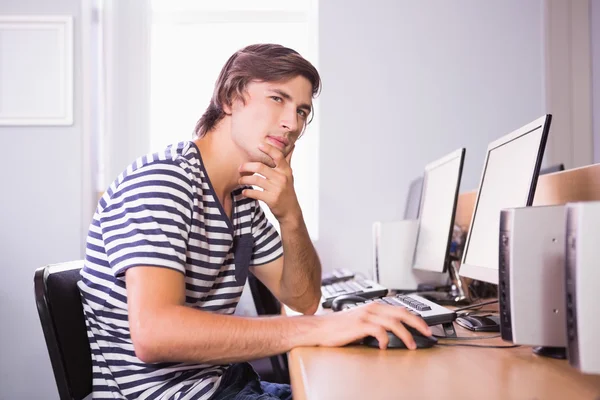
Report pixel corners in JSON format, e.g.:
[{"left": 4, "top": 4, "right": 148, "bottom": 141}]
[
  {"left": 338, "top": 293, "right": 456, "bottom": 326},
  {"left": 320, "top": 278, "right": 388, "bottom": 308}
]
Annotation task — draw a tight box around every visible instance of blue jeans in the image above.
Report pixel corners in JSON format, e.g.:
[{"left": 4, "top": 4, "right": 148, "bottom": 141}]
[{"left": 211, "top": 362, "right": 292, "bottom": 400}]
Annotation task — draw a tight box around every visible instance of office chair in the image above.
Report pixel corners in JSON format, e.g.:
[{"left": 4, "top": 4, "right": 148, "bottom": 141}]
[
  {"left": 34, "top": 260, "right": 92, "bottom": 400},
  {"left": 247, "top": 274, "right": 290, "bottom": 384},
  {"left": 35, "top": 260, "right": 290, "bottom": 398}
]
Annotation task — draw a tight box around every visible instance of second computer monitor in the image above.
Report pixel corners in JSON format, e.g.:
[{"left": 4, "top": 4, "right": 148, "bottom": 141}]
[
  {"left": 459, "top": 115, "right": 552, "bottom": 284},
  {"left": 412, "top": 148, "right": 466, "bottom": 273},
  {"left": 404, "top": 176, "right": 424, "bottom": 220}
]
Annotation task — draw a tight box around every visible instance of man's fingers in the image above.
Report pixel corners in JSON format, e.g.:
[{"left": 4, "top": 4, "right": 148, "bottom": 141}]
[
  {"left": 376, "top": 304, "right": 432, "bottom": 337},
  {"left": 259, "top": 142, "right": 285, "bottom": 167},
  {"left": 387, "top": 322, "right": 417, "bottom": 350},
  {"left": 239, "top": 162, "right": 276, "bottom": 179},
  {"left": 365, "top": 309, "right": 416, "bottom": 350},
  {"left": 399, "top": 313, "right": 432, "bottom": 338},
  {"left": 241, "top": 188, "right": 270, "bottom": 203},
  {"left": 366, "top": 325, "right": 389, "bottom": 350},
  {"left": 239, "top": 175, "right": 276, "bottom": 192}
]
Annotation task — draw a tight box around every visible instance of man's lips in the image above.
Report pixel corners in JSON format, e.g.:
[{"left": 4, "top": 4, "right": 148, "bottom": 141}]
[{"left": 267, "top": 136, "right": 288, "bottom": 149}]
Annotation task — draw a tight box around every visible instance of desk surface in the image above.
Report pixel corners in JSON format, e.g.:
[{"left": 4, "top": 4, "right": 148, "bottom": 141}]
[
  {"left": 288, "top": 322, "right": 600, "bottom": 400},
  {"left": 287, "top": 164, "right": 600, "bottom": 399}
]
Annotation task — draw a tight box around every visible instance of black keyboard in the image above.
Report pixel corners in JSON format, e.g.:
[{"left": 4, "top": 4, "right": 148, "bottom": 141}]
[
  {"left": 338, "top": 293, "right": 456, "bottom": 326},
  {"left": 321, "top": 268, "right": 356, "bottom": 286},
  {"left": 321, "top": 278, "right": 388, "bottom": 308}
]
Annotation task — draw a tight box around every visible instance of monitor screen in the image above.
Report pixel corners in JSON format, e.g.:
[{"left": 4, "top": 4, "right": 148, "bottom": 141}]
[
  {"left": 459, "top": 115, "right": 552, "bottom": 284},
  {"left": 404, "top": 176, "right": 424, "bottom": 220},
  {"left": 412, "top": 148, "right": 465, "bottom": 273}
]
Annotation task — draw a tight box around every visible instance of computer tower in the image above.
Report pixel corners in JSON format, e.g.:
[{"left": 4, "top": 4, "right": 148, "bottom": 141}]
[
  {"left": 499, "top": 206, "right": 566, "bottom": 351},
  {"left": 566, "top": 202, "right": 600, "bottom": 374},
  {"left": 372, "top": 220, "right": 448, "bottom": 290}
]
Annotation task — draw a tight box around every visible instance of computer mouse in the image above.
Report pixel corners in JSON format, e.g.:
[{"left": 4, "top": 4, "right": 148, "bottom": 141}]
[
  {"left": 330, "top": 294, "right": 368, "bottom": 312},
  {"left": 455, "top": 315, "right": 500, "bottom": 332},
  {"left": 363, "top": 325, "right": 438, "bottom": 349}
]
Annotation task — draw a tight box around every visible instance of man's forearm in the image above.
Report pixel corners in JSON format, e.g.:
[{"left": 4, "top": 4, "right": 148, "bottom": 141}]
[
  {"left": 279, "top": 213, "right": 322, "bottom": 314},
  {"left": 134, "top": 306, "right": 321, "bottom": 364}
]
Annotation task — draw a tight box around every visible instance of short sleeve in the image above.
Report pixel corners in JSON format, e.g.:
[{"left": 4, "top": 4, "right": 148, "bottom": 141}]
[
  {"left": 99, "top": 160, "right": 195, "bottom": 278},
  {"left": 250, "top": 203, "right": 283, "bottom": 266}
]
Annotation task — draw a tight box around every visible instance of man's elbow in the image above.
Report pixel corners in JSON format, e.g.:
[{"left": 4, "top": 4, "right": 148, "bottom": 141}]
[
  {"left": 303, "top": 287, "right": 322, "bottom": 315},
  {"left": 134, "top": 346, "right": 158, "bottom": 364},
  {"left": 295, "top": 295, "right": 320, "bottom": 315},
  {"left": 130, "top": 317, "right": 163, "bottom": 363},
  {"left": 281, "top": 285, "right": 321, "bottom": 315},
  {"left": 303, "top": 301, "right": 319, "bottom": 315}
]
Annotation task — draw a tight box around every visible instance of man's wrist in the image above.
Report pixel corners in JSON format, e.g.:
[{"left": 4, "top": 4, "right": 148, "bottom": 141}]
[
  {"left": 278, "top": 209, "right": 304, "bottom": 230},
  {"left": 290, "top": 315, "right": 323, "bottom": 348}
]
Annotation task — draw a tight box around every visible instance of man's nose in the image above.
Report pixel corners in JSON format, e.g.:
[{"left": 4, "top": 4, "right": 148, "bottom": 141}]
[{"left": 280, "top": 107, "right": 298, "bottom": 132}]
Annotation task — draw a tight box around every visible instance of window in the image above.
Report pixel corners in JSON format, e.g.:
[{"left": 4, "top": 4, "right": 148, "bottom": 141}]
[{"left": 150, "top": 0, "right": 320, "bottom": 239}]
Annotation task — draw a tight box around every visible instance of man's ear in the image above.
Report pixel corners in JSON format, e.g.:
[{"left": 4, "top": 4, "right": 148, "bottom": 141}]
[
  {"left": 224, "top": 91, "right": 248, "bottom": 115},
  {"left": 222, "top": 100, "right": 233, "bottom": 115}
]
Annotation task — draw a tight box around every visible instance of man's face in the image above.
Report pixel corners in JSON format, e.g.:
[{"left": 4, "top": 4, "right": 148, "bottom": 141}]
[{"left": 228, "top": 76, "right": 313, "bottom": 167}]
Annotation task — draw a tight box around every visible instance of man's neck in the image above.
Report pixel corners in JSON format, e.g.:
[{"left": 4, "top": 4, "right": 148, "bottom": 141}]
[{"left": 193, "top": 118, "right": 244, "bottom": 203}]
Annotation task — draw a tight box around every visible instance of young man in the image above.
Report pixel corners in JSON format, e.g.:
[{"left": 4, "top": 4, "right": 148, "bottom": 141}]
[{"left": 78, "top": 44, "right": 432, "bottom": 400}]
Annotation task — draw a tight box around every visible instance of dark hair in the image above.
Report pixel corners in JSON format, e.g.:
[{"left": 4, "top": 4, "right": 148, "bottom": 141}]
[{"left": 194, "top": 44, "right": 321, "bottom": 138}]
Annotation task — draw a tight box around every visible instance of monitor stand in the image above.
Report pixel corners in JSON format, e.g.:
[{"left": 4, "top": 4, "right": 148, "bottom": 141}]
[
  {"left": 532, "top": 346, "right": 567, "bottom": 360},
  {"left": 418, "top": 260, "right": 470, "bottom": 305},
  {"left": 420, "top": 290, "right": 469, "bottom": 305}
]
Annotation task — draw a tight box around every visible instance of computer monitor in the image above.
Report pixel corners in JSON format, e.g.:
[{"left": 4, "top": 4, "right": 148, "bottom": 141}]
[
  {"left": 459, "top": 115, "right": 552, "bottom": 284},
  {"left": 403, "top": 176, "right": 424, "bottom": 220},
  {"left": 412, "top": 148, "right": 466, "bottom": 274},
  {"left": 539, "top": 163, "right": 565, "bottom": 175}
]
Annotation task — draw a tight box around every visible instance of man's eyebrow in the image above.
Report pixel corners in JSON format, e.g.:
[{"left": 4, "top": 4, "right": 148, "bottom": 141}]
[{"left": 270, "top": 89, "right": 312, "bottom": 114}]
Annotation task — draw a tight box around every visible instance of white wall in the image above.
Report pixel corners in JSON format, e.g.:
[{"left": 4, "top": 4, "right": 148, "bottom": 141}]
[
  {"left": 102, "top": 0, "right": 151, "bottom": 188},
  {"left": 593, "top": 0, "right": 600, "bottom": 163},
  {"left": 0, "top": 1, "right": 85, "bottom": 399},
  {"left": 0, "top": 1, "right": 554, "bottom": 398},
  {"left": 316, "top": 0, "right": 545, "bottom": 276}
]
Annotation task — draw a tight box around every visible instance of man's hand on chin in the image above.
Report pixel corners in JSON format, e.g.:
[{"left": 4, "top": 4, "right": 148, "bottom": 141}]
[{"left": 238, "top": 143, "right": 301, "bottom": 225}]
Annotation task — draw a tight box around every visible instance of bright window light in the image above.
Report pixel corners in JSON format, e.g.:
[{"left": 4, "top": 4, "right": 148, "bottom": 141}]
[{"left": 150, "top": 0, "right": 320, "bottom": 240}]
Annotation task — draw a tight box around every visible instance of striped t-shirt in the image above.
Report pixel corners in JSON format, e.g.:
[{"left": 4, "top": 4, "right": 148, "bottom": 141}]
[{"left": 78, "top": 141, "right": 283, "bottom": 399}]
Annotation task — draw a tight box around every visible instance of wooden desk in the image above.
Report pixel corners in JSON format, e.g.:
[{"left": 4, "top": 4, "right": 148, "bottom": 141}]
[
  {"left": 288, "top": 323, "right": 600, "bottom": 400},
  {"left": 288, "top": 165, "right": 600, "bottom": 399}
]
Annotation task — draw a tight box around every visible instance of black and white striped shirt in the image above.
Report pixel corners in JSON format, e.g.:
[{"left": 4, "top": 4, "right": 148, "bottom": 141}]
[{"left": 78, "top": 141, "right": 283, "bottom": 399}]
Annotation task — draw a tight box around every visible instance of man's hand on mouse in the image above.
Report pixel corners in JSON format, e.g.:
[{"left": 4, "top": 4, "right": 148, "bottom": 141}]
[
  {"left": 239, "top": 143, "right": 302, "bottom": 225},
  {"left": 311, "top": 303, "right": 433, "bottom": 350}
]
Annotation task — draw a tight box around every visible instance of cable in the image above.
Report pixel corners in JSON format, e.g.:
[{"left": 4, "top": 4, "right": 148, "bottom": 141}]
[
  {"left": 458, "top": 309, "right": 498, "bottom": 316},
  {"left": 433, "top": 334, "right": 501, "bottom": 341},
  {"left": 453, "top": 299, "right": 498, "bottom": 312},
  {"left": 437, "top": 343, "right": 521, "bottom": 349}
]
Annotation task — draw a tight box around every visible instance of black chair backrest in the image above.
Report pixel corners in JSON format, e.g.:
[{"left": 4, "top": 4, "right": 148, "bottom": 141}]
[
  {"left": 248, "top": 274, "right": 281, "bottom": 316},
  {"left": 247, "top": 273, "right": 289, "bottom": 383},
  {"left": 34, "top": 261, "right": 92, "bottom": 400}
]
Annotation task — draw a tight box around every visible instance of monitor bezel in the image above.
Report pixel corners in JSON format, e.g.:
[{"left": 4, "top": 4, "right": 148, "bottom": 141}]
[
  {"left": 412, "top": 147, "right": 466, "bottom": 274},
  {"left": 459, "top": 114, "right": 552, "bottom": 284}
]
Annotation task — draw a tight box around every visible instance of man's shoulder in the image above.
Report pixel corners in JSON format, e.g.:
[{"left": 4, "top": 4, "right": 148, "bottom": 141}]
[
  {"left": 136, "top": 141, "right": 201, "bottom": 173},
  {"left": 120, "top": 141, "right": 202, "bottom": 183},
  {"left": 100, "top": 141, "right": 204, "bottom": 206}
]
